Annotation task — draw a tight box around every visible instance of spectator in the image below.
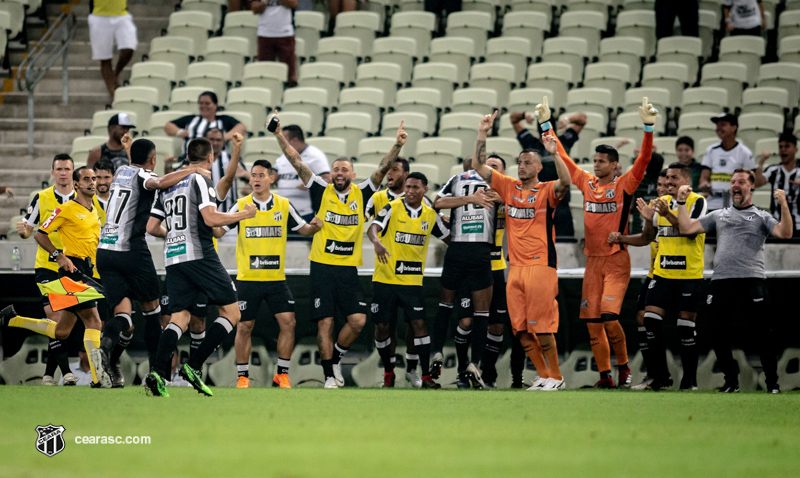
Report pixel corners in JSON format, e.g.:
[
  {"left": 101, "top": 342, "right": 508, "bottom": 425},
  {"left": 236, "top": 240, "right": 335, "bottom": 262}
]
[
  {"left": 252, "top": 0, "right": 298, "bottom": 87},
  {"left": 273, "top": 125, "right": 331, "bottom": 222},
  {"left": 328, "top": 0, "right": 356, "bottom": 24},
  {"left": 88, "top": 0, "right": 138, "bottom": 104},
  {"left": 0, "top": 186, "right": 13, "bottom": 198},
  {"left": 755, "top": 132, "right": 800, "bottom": 236},
  {"left": 724, "top": 0, "right": 765, "bottom": 36},
  {"left": 699, "top": 113, "right": 756, "bottom": 210},
  {"left": 57, "top": 348, "right": 93, "bottom": 386},
  {"left": 655, "top": 0, "right": 699, "bottom": 39},
  {"left": 164, "top": 91, "right": 247, "bottom": 158},
  {"left": 87, "top": 113, "right": 134, "bottom": 170},
  {"left": 675, "top": 136, "right": 704, "bottom": 190},
  {"left": 510, "top": 111, "right": 587, "bottom": 239}
]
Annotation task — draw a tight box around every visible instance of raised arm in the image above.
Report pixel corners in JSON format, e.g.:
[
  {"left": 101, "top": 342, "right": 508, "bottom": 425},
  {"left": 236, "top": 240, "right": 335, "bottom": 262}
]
[
  {"left": 542, "top": 132, "right": 571, "bottom": 198},
  {"left": 754, "top": 152, "right": 770, "bottom": 188},
  {"left": 675, "top": 185, "right": 707, "bottom": 236},
  {"left": 628, "top": 97, "right": 657, "bottom": 183},
  {"left": 772, "top": 189, "right": 794, "bottom": 239},
  {"left": 270, "top": 110, "right": 313, "bottom": 185},
  {"left": 371, "top": 120, "right": 407, "bottom": 189},
  {"left": 536, "top": 97, "right": 585, "bottom": 184},
  {"left": 472, "top": 110, "right": 498, "bottom": 185},
  {"left": 215, "top": 132, "right": 243, "bottom": 201}
]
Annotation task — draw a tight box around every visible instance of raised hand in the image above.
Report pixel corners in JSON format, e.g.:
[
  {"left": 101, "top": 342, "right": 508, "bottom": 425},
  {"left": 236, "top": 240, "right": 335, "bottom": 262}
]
[
  {"left": 479, "top": 110, "right": 498, "bottom": 133},
  {"left": 534, "top": 96, "right": 551, "bottom": 124},
  {"left": 542, "top": 133, "right": 558, "bottom": 154},
  {"left": 677, "top": 185, "right": 692, "bottom": 202},
  {"left": 231, "top": 132, "right": 243, "bottom": 150},
  {"left": 654, "top": 198, "right": 671, "bottom": 216},
  {"left": 396, "top": 120, "right": 407, "bottom": 146},
  {"left": 268, "top": 109, "right": 281, "bottom": 135},
  {"left": 638, "top": 97, "right": 658, "bottom": 124},
  {"left": 121, "top": 133, "right": 133, "bottom": 150},
  {"left": 636, "top": 197, "right": 656, "bottom": 221},
  {"left": 774, "top": 189, "right": 787, "bottom": 208},
  {"left": 243, "top": 202, "right": 257, "bottom": 219}
]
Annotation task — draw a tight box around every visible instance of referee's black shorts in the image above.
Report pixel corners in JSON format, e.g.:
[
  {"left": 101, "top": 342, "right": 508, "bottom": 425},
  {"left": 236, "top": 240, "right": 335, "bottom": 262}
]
[
  {"left": 96, "top": 248, "right": 160, "bottom": 309},
  {"left": 165, "top": 257, "right": 237, "bottom": 314},
  {"left": 237, "top": 279, "right": 296, "bottom": 321},
  {"left": 441, "top": 242, "right": 493, "bottom": 292},
  {"left": 309, "top": 261, "right": 367, "bottom": 320}
]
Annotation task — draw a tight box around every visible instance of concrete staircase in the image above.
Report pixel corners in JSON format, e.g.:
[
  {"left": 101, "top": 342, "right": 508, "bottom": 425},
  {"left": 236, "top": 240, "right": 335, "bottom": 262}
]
[{"left": 0, "top": 0, "right": 175, "bottom": 236}]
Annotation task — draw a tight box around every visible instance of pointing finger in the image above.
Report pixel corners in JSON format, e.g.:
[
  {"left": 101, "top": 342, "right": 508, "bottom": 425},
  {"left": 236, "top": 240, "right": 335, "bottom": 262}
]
[
  {"left": 543, "top": 96, "right": 549, "bottom": 109},
  {"left": 398, "top": 120, "right": 404, "bottom": 131},
  {"left": 642, "top": 97, "right": 648, "bottom": 109}
]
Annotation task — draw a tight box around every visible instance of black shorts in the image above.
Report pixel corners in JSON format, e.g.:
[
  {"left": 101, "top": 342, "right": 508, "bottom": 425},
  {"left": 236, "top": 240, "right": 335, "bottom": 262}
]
[
  {"left": 645, "top": 275, "right": 703, "bottom": 313},
  {"left": 160, "top": 293, "right": 208, "bottom": 317},
  {"left": 309, "top": 261, "right": 367, "bottom": 320},
  {"left": 637, "top": 277, "right": 652, "bottom": 311},
  {"left": 707, "top": 278, "right": 770, "bottom": 320},
  {"left": 441, "top": 242, "right": 494, "bottom": 292},
  {"left": 165, "top": 258, "right": 237, "bottom": 314},
  {"left": 237, "top": 280, "right": 295, "bottom": 321},
  {"left": 370, "top": 282, "right": 426, "bottom": 324},
  {"left": 456, "top": 269, "right": 507, "bottom": 324},
  {"left": 58, "top": 257, "right": 97, "bottom": 312},
  {"left": 35, "top": 268, "right": 59, "bottom": 308},
  {"left": 96, "top": 248, "right": 160, "bottom": 309}
]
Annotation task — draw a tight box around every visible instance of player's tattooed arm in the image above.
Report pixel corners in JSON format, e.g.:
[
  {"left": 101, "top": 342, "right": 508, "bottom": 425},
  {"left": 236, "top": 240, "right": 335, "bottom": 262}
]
[
  {"left": 675, "top": 185, "right": 706, "bottom": 236},
  {"left": 473, "top": 111, "right": 497, "bottom": 185},
  {"left": 371, "top": 121, "right": 407, "bottom": 188},
  {"left": 544, "top": 133, "right": 571, "bottom": 198},
  {"left": 269, "top": 110, "right": 313, "bottom": 185}
]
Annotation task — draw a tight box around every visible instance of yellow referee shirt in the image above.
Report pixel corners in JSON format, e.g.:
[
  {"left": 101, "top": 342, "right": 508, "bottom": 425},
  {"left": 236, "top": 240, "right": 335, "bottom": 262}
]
[{"left": 39, "top": 200, "right": 100, "bottom": 261}]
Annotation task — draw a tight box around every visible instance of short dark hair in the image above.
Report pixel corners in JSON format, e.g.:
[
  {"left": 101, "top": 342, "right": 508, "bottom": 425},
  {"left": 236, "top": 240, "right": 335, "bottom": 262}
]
[
  {"left": 487, "top": 154, "right": 506, "bottom": 170},
  {"left": 199, "top": 91, "right": 218, "bottom": 105},
  {"left": 282, "top": 125, "right": 305, "bottom": 143},
  {"left": 204, "top": 127, "right": 223, "bottom": 138},
  {"left": 518, "top": 149, "right": 542, "bottom": 163},
  {"left": 676, "top": 136, "right": 694, "bottom": 150},
  {"left": 52, "top": 153, "right": 73, "bottom": 169},
  {"left": 332, "top": 156, "right": 353, "bottom": 168},
  {"left": 187, "top": 137, "right": 213, "bottom": 163},
  {"left": 72, "top": 166, "right": 89, "bottom": 182},
  {"left": 595, "top": 144, "right": 619, "bottom": 163},
  {"left": 733, "top": 168, "right": 755, "bottom": 184},
  {"left": 130, "top": 138, "right": 156, "bottom": 165},
  {"left": 406, "top": 171, "right": 428, "bottom": 186},
  {"left": 394, "top": 157, "right": 410, "bottom": 173},
  {"left": 93, "top": 158, "right": 116, "bottom": 175},
  {"left": 667, "top": 162, "right": 691, "bottom": 179},
  {"left": 252, "top": 159, "right": 272, "bottom": 172},
  {"left": 778, "top": 131, "right": 797, "bottom": 146},
  {"left": 658, "top": 169, "right": 668, "bottom": 178}
]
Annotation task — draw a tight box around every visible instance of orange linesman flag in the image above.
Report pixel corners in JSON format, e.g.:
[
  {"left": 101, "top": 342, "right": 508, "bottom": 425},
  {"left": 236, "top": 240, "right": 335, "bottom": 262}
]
[{"left": 37, "top": 276, "right": 105, "bottom": 312}]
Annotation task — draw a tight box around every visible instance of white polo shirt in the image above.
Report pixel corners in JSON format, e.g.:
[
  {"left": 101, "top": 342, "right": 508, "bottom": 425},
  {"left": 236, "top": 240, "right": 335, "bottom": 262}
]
[{"left": 702, "top": 141, "right": 756, "bottom": 210}]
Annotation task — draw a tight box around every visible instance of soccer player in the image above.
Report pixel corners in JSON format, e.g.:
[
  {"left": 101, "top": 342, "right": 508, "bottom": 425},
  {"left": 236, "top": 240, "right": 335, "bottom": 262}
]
[
  {"left": 214, "top": 159, "right": 321, "bottom": 389},
  {"left": 472, "top": 109, "right": 571, "bottom": 391},
  {"left": 144, "top": 137, "right": 257, "bottom": 397},
  {"left": 92, "top": 158, "right": 114, "bottom": 222},
  {"left": 273, "top": 111, "right": 404, "bottom": 388},
  {"left": 608, "top": 170, "right": 668, "bottom": 390},
  {"left": 94, "top": 134, "right": 210, "bottom": 388},
  {"left": 543, "top": 96, "right": 657, "bottom": 388},
  {"left": 675, "top": 171, "right": 793, "bottom": 392},
  {"left": 15, "top": 154, "right": 76, "bottom": 385},
  {"left": 368, "top": 172, "right": 449, "bottom": 389},
  {"left": 2, "top": 167, "right": 109, "bottom": 387}
]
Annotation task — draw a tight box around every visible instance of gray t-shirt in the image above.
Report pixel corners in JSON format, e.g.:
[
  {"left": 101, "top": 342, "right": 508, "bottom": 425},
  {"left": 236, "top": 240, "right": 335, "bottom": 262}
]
[{"left": 699, "top": 205, "right": 778, "bottom": 280}]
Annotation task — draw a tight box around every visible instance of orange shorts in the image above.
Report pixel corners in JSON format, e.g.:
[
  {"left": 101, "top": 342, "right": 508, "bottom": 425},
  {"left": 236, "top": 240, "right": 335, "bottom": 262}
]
[
  {"left": 580, "top": 252, "right": 631, "bottom": 319},
  {"left": 507, "top": 264, "right": 559, "bottom": 335}
]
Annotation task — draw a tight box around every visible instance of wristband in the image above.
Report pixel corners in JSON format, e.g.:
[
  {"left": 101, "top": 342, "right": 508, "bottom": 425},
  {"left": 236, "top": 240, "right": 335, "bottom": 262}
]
[
  {"left": 643, "top": 124, "right": 654, "bottom": 133},
  {"left": 677, "top": 201, "right": 686, "bottom": 205},
  {"left": 540, "top": 121, "right": 551, "bottom": 132}
]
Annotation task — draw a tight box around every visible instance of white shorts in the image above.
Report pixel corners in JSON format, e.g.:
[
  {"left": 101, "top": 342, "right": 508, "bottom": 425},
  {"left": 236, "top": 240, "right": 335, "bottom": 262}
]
[{"left": 88, "top": 14, "right": 138, "bottom": 61}]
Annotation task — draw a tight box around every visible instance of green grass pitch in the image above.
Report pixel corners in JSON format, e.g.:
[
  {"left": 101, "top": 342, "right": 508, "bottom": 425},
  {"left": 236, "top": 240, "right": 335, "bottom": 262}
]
[{"left": 1, "top": 386, "right": 798, "bottom": 477}]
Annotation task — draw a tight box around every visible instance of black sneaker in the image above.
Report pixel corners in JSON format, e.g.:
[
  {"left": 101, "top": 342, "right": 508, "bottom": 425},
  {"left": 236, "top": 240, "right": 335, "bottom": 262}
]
[
  {"left": 767, "top": 384, "right": 780, "bottom": 394},
  {"left": 456, "top": 372, "right": 471, "bottom": 389},
  {"left": 430, "top": 352, "right": 443, "bottom": 379},
  {"left": 717, "top": 381, "right": 739, "bottom": 393},
  {"left": 511, "top": 377, "right": 524, "bottom": 389},
  {"left": 679, "top": 377, "right": 698, "bottom": 391},
  {"left": 110, "top": 362, "right": 125, "bottom": 389},
  {"left": 0, "top": 304, "right": 16, "bottom": 326},
  {"left": 650, "top": 377, "right": 673, "bottom": 391},
  {"left": 421, "top": 375, "right": 441, "bottom": 389}
]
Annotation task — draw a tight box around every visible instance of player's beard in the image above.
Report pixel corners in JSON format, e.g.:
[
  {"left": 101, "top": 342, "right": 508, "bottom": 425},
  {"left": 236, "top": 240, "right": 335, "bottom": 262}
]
[
  {"left": 333, "top": 177, "right": 351, "bottom": 192},
  {"left": 97, "top": 185, "right": 109, "bottom": 194}
]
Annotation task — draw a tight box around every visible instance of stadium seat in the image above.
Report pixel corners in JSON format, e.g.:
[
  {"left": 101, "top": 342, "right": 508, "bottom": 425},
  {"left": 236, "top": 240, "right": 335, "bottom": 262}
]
[
  {"left": 757, "top": 62, "right": 800, "bottom": 108},
  {"left": 778, "top": 35, "right": 800, "bottom": 64},
  {"left": 652, "top": 136, "right": 678, "bottom": 164},
  {"left": 450, "top": 87, "right": 498, "bottom": 115},
  {"left": 565, "top": 0, "right": 613, "bottom": 20},
  {"left": 167, "top": 11, "right": 214, "bottom": 57},
  {"left": 616, "top": 110, "right": 661, "bottom": 138},
  {"left": 508, "top": 0, "right": 555, "bottom": 20},
  {"left": 496, "top": 112, "right": 517, "bottom": 137},
  {"left": 355, "top": 62, "right": 403, "bottom": 107},
  {"left": 281, "top": 87, "right": 328, "bottom": 136},
  {"left": 591, "top": 136, "right": 636, "bottom": 162},
  {"left": 462, "top": 0, "right": 500, "bottom": 19},
  {"left": 676, "top": 112, "right": 719, "bottom": 147},
  {"left": 486, "top": 137, "right": 523, "bottom": 162},
  {"left": 526, "top": 63, "right": 573, "bottom": 108},
  {"left": 541, "top": 37, "right": 589, "bottom": 85},
  {"left": 641, "top": 63, "right": 689, "bottom": 110},
  {"left": 697, "top": 9, "right": 718, "bottom": 59},
  {"left": 428, "top": 37, "right": 477, "bottom": 85},
  {"left": 181, "top": 0, "right": 224, "bottom": 32},
  {"left": 565, "top": 111, "right": 605, "bottom": 160},
  {"left": 225, "top": 87, "right": 273, "bottom": 133},
  {"left": 334, "top": 11, "right": 382, "bottom": 56},
  {"left": 148, "top": 36, "right": 194, "bottom": 81},
  {"left": 112, "top": 86, "right": 160, "bottom": 131},
  {"left": 598, "top": 37, "right": 646, "bottom": 85},
  {"left": 275, "top": 111, "right": 313, "bottom": 137},
  {"left": 381, "top": 111, "right": 428, "bottom": 158},
  {"left": 656, "top": 36, "right": 703, "bottom": 84},
  {"left": 369, "top": 37, "right": 417, "bottom": 84},
  {"left": 242, "top": 136, "right": 285, "bottom": 165},
  {"left": 294, "top": 11, "right": 326, "bottom": 56},
  {"left": 741, "top": 87, "right": 789, "bottom": 117},
  {"left": 623, "top": 87, "right": 670, "bottom": 117},
  {"left": 361, "top": 0, "right": 389, "bottom": 23},
  {"left": 0, "top": 336, "right": 55, "bottom": 385},
  {"left": 337, "top": 87, "right": 385, "bottom": 132},
  {"left": 505, "top": 165, "right": 519, "bottom": 178},
  {"left": 753, "top": 137, "right": 782, "bottom": 167},
  {"left": 615, "top": 10, "right": 657, "bottom": 57},
  {"left": 559, "top": 349, "right": 601, "bottom": 389},
  {"left": 145, "top": 110, "right": 191, "bottom": 139},
  {"left": 90, "top": 110, "right": 139, "bottom": 137},
  {"left": 752, "top": 189, "right": 771, "bottom": 209},
  {"left": 718, "top": 36, "right": 766, "bottom": 86},
  {"left": 202, "top": 36, "right": 250, "bottom": 81},
  {"left": 207, "top": 343, "right": 273, "bottom": 387},
  {"left": 467, "top": 63, "right": 516, "bottom": 107},
  {"left": 558, "top": 11, "right": 606, "bottom": 57},
  {"left": 680, "top": 87, "right": 729, "bottom": 115},
  {"left": 168, "top": 86, "right": 210, "bottom": 113},
  {"left": 696, "top": 350, "right": 758, "bottom": 391},
  {"left": 566, "top": 87, "right": 613, "bottom": 125},
  {"left": 411, "top": 62, "right": 459, "bottom": 105},
  {"left": 395, "top": 87, "right": 443, "bottom": 126},
  {"left": 148, "top": 136, "right": 183, "bottom": 167},
  {"left": 737, "top": 113, "right": 784, "bottom": 150},
  {"left": 306, "top": 137, "right": 347, "bottom": 164},
  {"left": 582, "top": 63, "right": 630, "bottom": 109},
  {"left": 357, "top": 137, "right": 398, "bottom": 163},
  {"left": 700, "top": 62, "right": 748, "bottom": 108},
  {"left": 326, "top": 112, "right": 374, "bottom": 158},
  {"left": 445, "top": 11, "right": 494, "bottom": 54},
  {"left": 414, "top": 138, "right": 462, "bottom": 183},
  {"left": 501, "top": 11, "right": 549, "bottom": 59},
  {"left": 506, "top": 87, "right": 555, "bottom": 116},
  {"left": 621, "top": 0, "right": 655, "bottom": 10},
  {"left": 757, "top": 348, "right": 800, "bottom": 391},
  {"left": 312, "top": 37, "right": 362, "bottom": 84},
  {"left": 439, "top": 112, "right": 484, "bottom": 158},
  {"left": 695, "top": 136, "right": 720, "bottom": 157},
  {"left": 288, "top": 343, "right": 326, "bottom": 387},
  {"left": 397, "top": 0, "right": 426, "bottom": 13},
  {"left": 298, "top": 62, "right": 346, "bottom": 109},
  {"left": 129, "top": 62, "right": 177, "bottom": 109},
  {"left": 71, "top": 136, "right": 109, "bottom": 168},
  {"left": 242, "top": 61, "right": 288, "bottom": 100},
  {"left": 221, "top": 11, "right": 258, "bottom": 56},
  {"left": 0, "top": 14, "right": 8, "bottom": 67},
  {"left": 389, "top": 11, "right": 437, "bottom": 58},
  {"left": 778, "top": 10, "right": 800, "bottom": 43},
  {"left": 184, "top": 61, "right": 231, "bottom": 104},
  {"left": 0, "top": 1, "right": 22, "bottom": 39},
  {"left": 353, "top": 162, "right": 379, "bottom": 182}
]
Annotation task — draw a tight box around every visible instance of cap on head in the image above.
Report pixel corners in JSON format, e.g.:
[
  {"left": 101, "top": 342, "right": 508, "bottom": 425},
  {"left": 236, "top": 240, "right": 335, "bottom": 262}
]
[
  {"left": 108, "top": 113, "right": 135, "bottom": 129},
  {"left": 711, "top": 112, "right": 738, "bottom": 126}
]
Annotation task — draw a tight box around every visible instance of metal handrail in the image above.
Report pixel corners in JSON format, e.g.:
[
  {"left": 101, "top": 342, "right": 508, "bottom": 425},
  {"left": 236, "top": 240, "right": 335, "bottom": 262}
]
[{"left": 16, "top": 13, "right": 77, "bottom": 156}]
